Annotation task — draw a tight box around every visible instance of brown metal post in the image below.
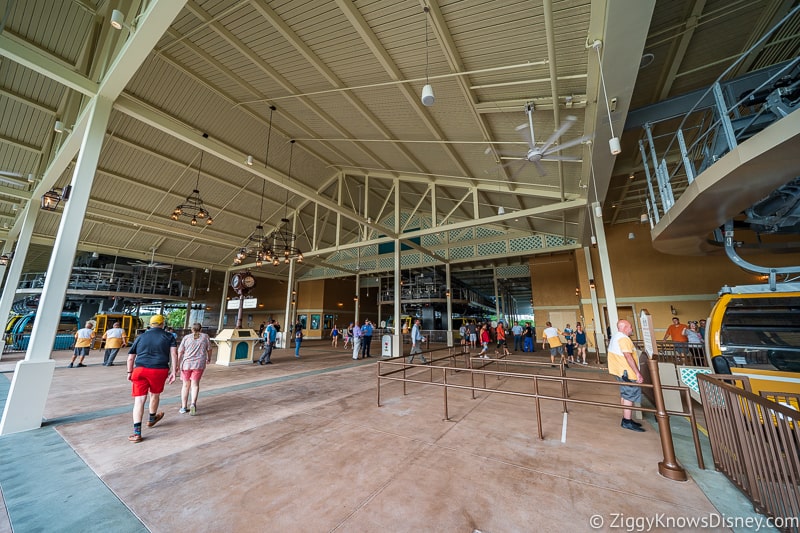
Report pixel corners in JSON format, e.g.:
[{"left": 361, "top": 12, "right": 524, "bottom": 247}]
[
  {"left": 443, "top": 368, "right": 449, "bottom": 420},
  {"left": 377, "top": 361, "right": 382, "bottom": 406},
  {"left": 647, "top": 356, "right": 687, "bottom": 481},
  {"left": 560, "top": 363, "right": 568, "bottom": 413},
  {"left": 534, "top": 375, "right": 543, "bottom": 440},
  {"left": 683, "top": 388, "right": 705, "bottom": 469}
]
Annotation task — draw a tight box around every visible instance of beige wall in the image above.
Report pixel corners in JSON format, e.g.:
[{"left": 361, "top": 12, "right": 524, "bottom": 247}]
[
  {"left": 569, "top": 221, "right": 800, "bottom": 341},
  {"left": 529, "top": 253, "right": 581, "bottom": 340}
]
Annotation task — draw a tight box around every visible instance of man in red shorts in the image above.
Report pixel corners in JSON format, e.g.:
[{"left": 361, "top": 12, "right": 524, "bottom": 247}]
[{"left": 126, "top": 314, "right": 177, "bottom": 443}]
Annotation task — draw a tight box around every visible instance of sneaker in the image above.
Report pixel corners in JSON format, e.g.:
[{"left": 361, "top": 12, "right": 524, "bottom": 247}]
[
  {"left": 420, "top": 357, "right": 428, "bottom": 364},
  {"left": 189, "top": 404, "right": 196, "bottom": 416},
  {"left": 624, "top": 418, "right": 643, "bottom": 428},
  {"left": 76, "top": 363, "right": 87, "bottom": 367},
  {"left": 179, "top": 407, "right": 188, "bottom": 414},
  {"left": 128, "top": 434, "right": 143, "bottom": 443},
  {"left": 67, "top": 363, "right": 74, "bottom": 368},
  {"left": 264, "top": 361, "right": 273, "bottom": 365},
  {"left": 621, "top": 419, "right": 645, "bottom": 432},
  {"left": 146, "top": 412, "right": 164, "bottom": 427}
]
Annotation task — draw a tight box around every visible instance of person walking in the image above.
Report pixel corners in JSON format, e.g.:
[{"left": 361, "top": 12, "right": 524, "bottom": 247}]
[
  {"left": 177, "top": 323, "right": 212, "bottom": 416},
  {"left": 331, "top": 324, "right": 340, "bottom": 348},
  {"left": 407, "top": 318, "right": 427, "bottom": 364},
  {"left": 258, "top": 319, "right": 277, "bottom": 365},
  {"left": 351, "top": 320, "right": 363, "bottom": 360},
  {"left": 511, "top": 321, "right": 524, "bottom": 352},
  {"left": 542, "top": 321, "right": 566, "bottom": 368},
  {"left": 102, "top": 321, "right": 127, "bottom": 366},
  {"left": 495, "top": 321, "right": 510, "bottom": 357},
  {"left": 361, "top": 319, "right": 374, "bottom": 358},
  {"left": 125, "top": 314, "right": 177, "bottom": 443},
  {"left": 563, "top": 324, "right": 575, "bottom": 364},
  {"left": 69, "top": 320, "right": 96, "bottom": 368},
  {"left": 294, "top": 322, "right": 303, "bottom": 358},
  {"left": 478, "top": 323, "right": 490, "bottom": 358},
  {"left": 574, "top": 323, "right": 589, "bottom": 365},
  {"left": 343, "top": 323, "right": 352, "bottom": 350},
  {"left": 607, "top": 319, "right": 645, "bottom": 432},
  {"left": 523, "top": 322, "right": 534, "bottom": 352}
]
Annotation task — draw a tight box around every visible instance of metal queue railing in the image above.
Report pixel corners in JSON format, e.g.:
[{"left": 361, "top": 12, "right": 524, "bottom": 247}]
[
  {"left": 377, "top": 347, "right": 704, "bottom": 478},
  {"left": 697, "top": 374, "right": 800, "bottom": 531}
]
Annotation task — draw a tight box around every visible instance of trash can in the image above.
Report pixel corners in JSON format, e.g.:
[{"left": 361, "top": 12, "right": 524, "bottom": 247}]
[{"left": 381, "top": 335, "right": 393, "bottom": 357}]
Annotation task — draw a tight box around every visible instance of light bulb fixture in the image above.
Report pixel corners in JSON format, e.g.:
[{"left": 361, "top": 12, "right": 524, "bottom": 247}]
[
  {"left": 628, "top": 232, "right": 635, "bottom": 240},
  {"left": 589, "top": 279, "right": 596, "bottom": 290},
  {"left": 575, "top": 287, "right": 580, "bottom": 296},
  {"left": 640, "top": 213, "right": 649, "bottom": 224},
  {"left": 354, "top": 295, "right": 359, "bottom": 302},
  {"left": 497, "top": 206, "right": 505, "bottom": 215},
  {"left": 445, "top": 288, "right": 451, "bottom": 298},
  {"left": 594, "top": 204, "right": 603, "bottom": 218},
  {"left": 420, "top": 6, "right": 435, "bottom": 106},
  {"left": 54, "top": 120, "right": 72, "bottom": 134},
  {"left": 27, "top": 173, "right": 34, "bottom": 183},
  {"left": 670, "top": 305, "right": 677, "bottom": 316},
  {"left": 110, "top": 9, "right": 134, "bottom": 31},
  {"left": 40, "top": 185, "right": 71, "bottom": 211},
  {"left": 246, "top": 155, "right": 254, "bottom": 166},
  {"left": 591, "top": 40, "right": 621, "bottom": 155},
  {"left": 172, "top": 149, "right": 213, "bottom": 226},
  {"left": 590, "top": 235, "right": 597, "bottom": 245}
]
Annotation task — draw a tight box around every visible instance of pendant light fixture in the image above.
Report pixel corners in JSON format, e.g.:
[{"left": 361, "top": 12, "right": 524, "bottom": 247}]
[
  {"left": 268, "top": 140, "right": 303, "bottom": 266},
  {"left": 591, "top": 40, "right": 621, "bottom": 155},
  {"left": 234, "top": 106, "right": 277, "bottom": 266},
  {"left": 420, "top": 6, "right": 435, "bottom": 106},
  {"left": 171, "top": 150, "right": 213, "bottom": 226}
]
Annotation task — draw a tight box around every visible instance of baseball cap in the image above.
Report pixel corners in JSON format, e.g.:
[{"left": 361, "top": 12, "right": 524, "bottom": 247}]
[{"left": 149, "top": 314, "right": 165, "bottom": 326}]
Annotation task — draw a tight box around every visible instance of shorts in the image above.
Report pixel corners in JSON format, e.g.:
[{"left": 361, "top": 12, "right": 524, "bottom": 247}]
[
  {"left": 74, "top": 346, "right": 90, "bottom": 356},
  {"left": 616, "top": 372, "right": 642, "bottom": 403},
  {"left": 131, "top": 367, "right": 169, "bottom": 396},
  {"left": 674, "top": 342, "right": 688, "bottom": 353},
  {"left": 470, "top": 333, "right": 477, "bottom": 342},
  {"left": 180, "top": 368, "right": 205, "bottom": 381},
  {"left": 549, "top": 346, "right": 563, "bottom": 357},
  {"left": 497, "top": 339, "right": 506, "bottom": 346},
  {"left": 481, "top": 342, "right": 489, "bottom": 350}
]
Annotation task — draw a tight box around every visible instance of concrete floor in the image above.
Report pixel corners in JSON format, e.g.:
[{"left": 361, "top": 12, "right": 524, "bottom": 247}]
[{"left": 0, "top": 342, "right": 776, "bottom": 532}]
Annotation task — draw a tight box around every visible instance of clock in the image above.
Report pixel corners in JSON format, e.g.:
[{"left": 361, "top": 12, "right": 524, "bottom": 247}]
[{"left": 231, "top": 272, "right": 256, "bottom": 291}]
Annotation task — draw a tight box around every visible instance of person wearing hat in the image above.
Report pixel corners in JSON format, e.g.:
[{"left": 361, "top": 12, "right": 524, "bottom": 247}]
[{"left": 125, "top": 314, "right": 177, "bottom": 443}]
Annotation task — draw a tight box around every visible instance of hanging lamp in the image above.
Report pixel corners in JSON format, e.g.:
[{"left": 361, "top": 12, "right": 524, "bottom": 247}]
[{"left": 171, "top": 151, "right": 213, "bottom": 226}]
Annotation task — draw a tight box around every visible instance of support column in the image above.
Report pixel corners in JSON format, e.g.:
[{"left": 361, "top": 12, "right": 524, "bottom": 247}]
[
  {"left": 392, "top": 178, "right": 401, "bottom": 357},
  {"left": 0, "top": 204, "right": 39, "bottom": 357},
  {"left": 1, "top": 97, "right": 112, "bottom": 435},
  {"left": 584, "top": 246, "right": 606, "bottom": 356},
  {"left": 493, "top": 266, "right": 500, "bottom": 321},
  {"left": 445, "top": 263, "right": 453, "bottom": 347},
  {"left": 354, "top": 273, "right": 361, "bottom": 324},
  {"left": 217, "top": 270, "right": 230, "bottom": 333},
  {"left": 283, "top": 259, "right": 296, "bottom": 348},
  {"left": 592, "top": 201, "right": 619, "bottom": 337}
]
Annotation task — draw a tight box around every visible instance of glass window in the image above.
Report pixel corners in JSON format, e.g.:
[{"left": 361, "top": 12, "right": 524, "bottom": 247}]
[{"left": 311, "top": 314, "right": 320, "bottom": 330}]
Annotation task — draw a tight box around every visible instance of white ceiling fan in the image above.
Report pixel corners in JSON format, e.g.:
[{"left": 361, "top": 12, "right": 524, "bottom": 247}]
[
  {"left": 129, "top": 247, "right": 172, "bottom": 269},
  {"left": 499, "top": 103, "right": 591, "bottom": 177}
]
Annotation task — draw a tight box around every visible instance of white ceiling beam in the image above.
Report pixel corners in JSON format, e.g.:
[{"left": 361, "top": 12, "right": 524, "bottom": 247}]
[
  {"left": 115, "top": 94, "right": 397, "bottom": 240},
  {"left": 0, "top": 34, "right": 98, "bottom": 97}
]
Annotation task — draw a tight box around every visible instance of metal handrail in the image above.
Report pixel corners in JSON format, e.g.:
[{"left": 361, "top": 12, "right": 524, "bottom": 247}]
[
  {"left": 377, "top": 353, "right": 704, "bottom": 477},
  {"left": 697, "top": 374, "right": 800, "bottom": 530}
]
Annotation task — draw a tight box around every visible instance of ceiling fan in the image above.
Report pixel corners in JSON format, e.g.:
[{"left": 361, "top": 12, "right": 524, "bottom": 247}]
[
  {"left": 499, "top": 103, "right": 591, "bottom": 177},
  {"left": 129, "top": 247, "right": 172, "bottom": 269}
]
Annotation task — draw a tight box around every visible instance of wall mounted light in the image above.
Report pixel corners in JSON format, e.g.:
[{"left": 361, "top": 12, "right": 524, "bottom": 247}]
[
  {"left": 589, "top": 279, "right": 596, "bottom": 290},
  {"left": 0, "top": 252, "right": 13, "bottom": 266},
  {"left": 245, "top": 155, "right": 254, "bottom": 166},
  {"left": 110, "top": 9, "right": 134, "bottom": 31},
  {"left": 40, "top": 185, "right": 71, "bottom": 211},
  {"left": 353, "top": 295, "right": 359, "bottom": 302},
  {"left": 445, "top": 288, "right": 451, "bottom": 298},
  {"left": 54, "top": 120, "right": 72, "bottom": 134},
  {"left": 628, "top": 232, "right": 635, "bottom": 240},
  {"left": 575, "top": 287, "right": 580, "bottom": 296},
  {"left": 27, "top": 173, "right": 35, "bottom": 183},
  {"left": 670, "top": 305, "right": 678, "bottom": 316},
  {"left": 497, "top": 206, "right": 505, "bottom": 215}
]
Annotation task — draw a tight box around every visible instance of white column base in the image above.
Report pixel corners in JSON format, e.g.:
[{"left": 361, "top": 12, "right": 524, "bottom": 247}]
[
  {"left": 0, "top": 359, "right": 56, "bottom": 435},
  {"left": 0, "top": 340, "right": 5, "bottom": 360},
  {"left": 392, "top": 334, "right": 402, "bottom": 358}
]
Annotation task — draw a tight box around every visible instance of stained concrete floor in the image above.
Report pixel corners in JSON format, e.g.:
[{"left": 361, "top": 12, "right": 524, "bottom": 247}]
[{"left": 0, "top": 342, "right": 777, "bottom": 532}]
